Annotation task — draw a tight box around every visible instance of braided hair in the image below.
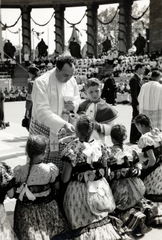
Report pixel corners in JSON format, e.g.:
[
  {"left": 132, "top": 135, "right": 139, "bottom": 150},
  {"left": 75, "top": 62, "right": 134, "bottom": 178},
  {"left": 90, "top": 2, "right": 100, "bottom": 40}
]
[
  {"left": 134, "top": 114, "right": 152, "bottom": 129},
  {"left": 25, "top": 135, "right": 48, "bottom": 183},
  {"left": 110, "top": 124, "right": 127, "bottom": 149},
  {"left": 76, "top": 115, "right": 94, "bottom": 142},
  {"left": 26, "top": 135, "right": 47, "bottom": 161}
]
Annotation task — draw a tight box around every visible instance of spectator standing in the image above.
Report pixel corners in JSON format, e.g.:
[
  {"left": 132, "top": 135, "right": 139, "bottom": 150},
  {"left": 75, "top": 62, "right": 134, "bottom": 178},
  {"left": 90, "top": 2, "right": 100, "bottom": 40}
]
[
  {"left": 36, "top": 38, "right": 48, "bottom": 58},
  {"left": 129, "top": 63, "right": 144, "bottom": 144},
  {"left": 0, "top": 88, "right": 9, "bottom": 128},
  {"left": 22, "top": 66, "right": 40, "bottom": 131},
  {"left": 138, "top": 70, "right": 162, "bottom": 130},
  {"left": 29, "top": 52, "right": 81, "bottom": 171},
  {"left": 3, "top": 40, "right": 16, "bottom": 59},
  {"left": 102, "top": 36, "right": 112, "bottom": 53},
  {"left": 134, "top": 33, "right": 146, "bottom": 56},
  {"left": 69, "top": 37, "right": 82, "bottom": 59},
  {"left": 101, "top": 74, "right": 117, "bottom": 105}
]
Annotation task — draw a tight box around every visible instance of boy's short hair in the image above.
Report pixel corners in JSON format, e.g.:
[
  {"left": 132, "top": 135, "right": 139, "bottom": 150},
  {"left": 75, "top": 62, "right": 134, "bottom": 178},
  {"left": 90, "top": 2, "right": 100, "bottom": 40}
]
[
  {"left": 84, "top": 78, "right": 101, "bottom": 90},
  {"left": 26, "top": 135, "right": 47, "bottom": 160}
]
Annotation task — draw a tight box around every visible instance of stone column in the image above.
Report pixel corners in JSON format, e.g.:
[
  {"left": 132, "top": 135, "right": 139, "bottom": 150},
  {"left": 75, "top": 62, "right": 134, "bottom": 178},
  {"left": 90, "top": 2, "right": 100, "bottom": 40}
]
[
  {"left": 86, "top": 3, "right": 99, "bottom": 58},
  {"left": 54, "top": 5, "right": 65, "bottom": 55},
  {"left": 125, "top": 0, "right": 133, "bottom": 51},
  {"left": 0, "top": 7, "right": 3, "bottom": 60},
  {"left": 21, "top": 5, "right": 31, "bottom": 56},
  {"left": 150, "top": 0, "right": 162, "bottom": 52},
  {"left": 118, "top": 0, "right": 127, "bottom": 54}
]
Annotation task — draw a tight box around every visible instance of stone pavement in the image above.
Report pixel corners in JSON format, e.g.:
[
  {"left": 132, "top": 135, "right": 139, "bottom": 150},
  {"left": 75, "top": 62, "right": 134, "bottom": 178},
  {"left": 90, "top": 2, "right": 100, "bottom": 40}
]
[{"left": 1, "top": 102, "right": 162, "bottom": 239}]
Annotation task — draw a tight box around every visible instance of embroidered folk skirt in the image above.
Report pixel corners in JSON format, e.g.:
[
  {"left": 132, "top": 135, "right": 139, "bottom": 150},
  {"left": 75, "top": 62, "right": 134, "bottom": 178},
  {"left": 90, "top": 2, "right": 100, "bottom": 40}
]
[{"left": 30, "top": 118, "right": 66, "bottom": 171}]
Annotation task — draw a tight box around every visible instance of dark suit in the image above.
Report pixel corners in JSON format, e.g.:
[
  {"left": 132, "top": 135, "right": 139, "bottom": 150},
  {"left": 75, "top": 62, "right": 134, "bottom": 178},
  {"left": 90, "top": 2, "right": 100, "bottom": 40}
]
[
  {"left": 129, "top": 73, "right": 142, "bottom": 143},
  {"left": 101, "top": 77, "right": 117, "bottom": 105}
]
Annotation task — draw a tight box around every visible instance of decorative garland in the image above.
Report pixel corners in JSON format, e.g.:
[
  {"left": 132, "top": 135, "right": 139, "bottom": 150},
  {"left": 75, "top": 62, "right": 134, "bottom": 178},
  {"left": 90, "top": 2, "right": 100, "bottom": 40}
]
[
  {"left": 97, "top": 6, "right": 119, "bottom": 25},
  {"left": 0, "top": 4, "right": 149, "bottom": 34},
  {"left": 7, "top": 29, "right": 19, "bottom": 34},
  {"left": 0, "top": 13, "right": 21, "bottom": 29},
  {"left": 64, "top": 12, "right": 86, "bottom": 26},
  {"left": 31, "top": 12, "right": 54, "bottom": 26},
  {"left": 130, "top": 5, "right": 149, "bottom": 21}
]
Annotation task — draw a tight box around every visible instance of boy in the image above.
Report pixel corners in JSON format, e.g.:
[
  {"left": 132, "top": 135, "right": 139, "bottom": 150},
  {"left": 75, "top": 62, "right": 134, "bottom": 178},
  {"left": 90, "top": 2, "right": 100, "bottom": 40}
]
[{"left": 77, "top": 78, "right": 119, "bottom": 142}]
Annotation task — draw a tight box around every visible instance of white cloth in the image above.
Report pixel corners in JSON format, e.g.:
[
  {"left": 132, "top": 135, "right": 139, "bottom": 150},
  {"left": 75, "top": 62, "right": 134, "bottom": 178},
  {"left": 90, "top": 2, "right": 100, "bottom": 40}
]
[
  {"left": 138, "top": 81, "right": 162, "bottom": 130},
  {"left": 31, "top": 68, "right": 81, "bottom": 151},
  {"left": 83, "top": 141, "right": 102, "bottom": 165},
  {"left": 24, "top": 53, "right": 29, "bottom": 61},
  {"left": 86, "top": 102, "right": 116, "bottom": 142},
  {"left": 16, "top": 183, "right": 36, "bottom": 201}
]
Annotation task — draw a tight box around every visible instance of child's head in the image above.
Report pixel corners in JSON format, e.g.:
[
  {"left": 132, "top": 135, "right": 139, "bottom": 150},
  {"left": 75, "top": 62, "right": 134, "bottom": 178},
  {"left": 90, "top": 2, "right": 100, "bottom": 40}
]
[
  {"left": 110, "top": 124, "right": 127, "bottom": 145},
  {"left": 26, "top": 135, "right": 47, "bottom": 161},
  {"left": 75, "top": 114, "right": 94, "bottom": 142},
  {"left": 28, "top": 66, "right": 40, "bottom": 78},
  {"left": 134, "top": 114, "right": 152, "bottom": 133},
  {"left": 84, "top": 78, "right": 101, "bottom": 103}
]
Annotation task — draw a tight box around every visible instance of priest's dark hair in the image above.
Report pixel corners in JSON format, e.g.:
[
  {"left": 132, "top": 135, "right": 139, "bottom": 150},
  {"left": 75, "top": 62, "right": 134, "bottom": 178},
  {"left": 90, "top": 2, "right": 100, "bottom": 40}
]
[{"left": 56, "top": 52, "right": 74, "bottom": 70}]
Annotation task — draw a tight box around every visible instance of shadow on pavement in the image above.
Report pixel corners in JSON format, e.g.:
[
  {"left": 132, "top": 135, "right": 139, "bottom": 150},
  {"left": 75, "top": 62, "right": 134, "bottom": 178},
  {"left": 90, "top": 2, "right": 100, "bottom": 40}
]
[
  {"left": 0, "top": 152, "right": 25, "bottom": 161},
  {"left": 2, "top": 136, "right": 28, "bottom": 143}
]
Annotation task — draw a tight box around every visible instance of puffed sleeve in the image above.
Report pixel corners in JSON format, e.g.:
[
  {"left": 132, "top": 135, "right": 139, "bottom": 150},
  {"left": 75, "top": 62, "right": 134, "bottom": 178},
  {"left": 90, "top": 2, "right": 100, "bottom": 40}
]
[
  {"left": 47, "top": 163, "right": 59, "bottom": 183},
  {"left": 13, "top": 165, "right": 22, "bottom": 184},
  {"left": 0, "top": 162, "right": 14, "bottom": 187},
  {"left": 138, "top": 134, "right": 155, "bottom": 151},
  {"left": 61, "top": 140, "right": 79, "bottom": 167}
]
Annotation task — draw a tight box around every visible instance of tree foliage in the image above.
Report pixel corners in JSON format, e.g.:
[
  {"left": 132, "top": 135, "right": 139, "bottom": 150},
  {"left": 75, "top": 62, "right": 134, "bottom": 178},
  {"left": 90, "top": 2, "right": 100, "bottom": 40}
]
[
  {"left": 97, "top": 2, "right": 149, "bottom": 53},
  {"left": 97, "top": 6, "right": 119, "bottom": 51}
]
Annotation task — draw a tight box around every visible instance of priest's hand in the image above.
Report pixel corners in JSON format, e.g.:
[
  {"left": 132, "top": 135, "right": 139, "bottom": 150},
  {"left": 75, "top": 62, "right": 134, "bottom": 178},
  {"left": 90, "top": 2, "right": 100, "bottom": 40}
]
[
  {"left": 64, "top": 122, "right": 75, "bottom": 134},
  {"left": 93, "top": 121, "right": 101, "bottom": 133},
  {"left": 64, "top": 101, "right": 75, "bottom": 111}
]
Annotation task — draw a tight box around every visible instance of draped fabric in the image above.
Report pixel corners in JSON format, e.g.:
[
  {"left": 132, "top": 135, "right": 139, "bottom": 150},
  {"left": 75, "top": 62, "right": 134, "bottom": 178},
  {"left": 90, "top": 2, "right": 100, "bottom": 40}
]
[{"left": 138, "top": 81, "right": 162, "bottom": 130}]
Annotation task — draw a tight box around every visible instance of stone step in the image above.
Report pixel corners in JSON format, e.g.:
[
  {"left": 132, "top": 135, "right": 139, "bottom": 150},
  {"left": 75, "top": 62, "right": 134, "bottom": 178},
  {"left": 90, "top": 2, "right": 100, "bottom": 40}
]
[
  {"left": 12, "top": 64, "right": 28, "bottom": 87},
  {"left": 12, "top": 78, "right": 28, "bottom": 87}
]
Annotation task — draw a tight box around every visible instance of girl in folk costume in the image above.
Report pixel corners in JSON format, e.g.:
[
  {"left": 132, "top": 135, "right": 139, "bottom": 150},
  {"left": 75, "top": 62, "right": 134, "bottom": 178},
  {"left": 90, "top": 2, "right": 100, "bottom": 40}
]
[
  {"left": 13, "top": 135, "right": 69, "bottom": 240},
  {"left": 0, "top": 162, "right": 17, "bottom": 239},
  {"left": 134, "top": 113, "right": 162, "bottom": 225},
  {"left": 52, "top": 115, "right": 126, "bottom": 240},
  {"left": 108, "top": 124, "right": 158, "bottom": 237}
]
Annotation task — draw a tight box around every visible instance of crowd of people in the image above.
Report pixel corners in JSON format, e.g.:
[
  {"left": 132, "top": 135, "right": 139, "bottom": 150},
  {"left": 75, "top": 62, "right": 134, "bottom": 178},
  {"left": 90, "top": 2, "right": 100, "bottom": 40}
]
[
  {"left": 0, "top": 51, "right": 162, "bottom": 240},
  {"left": 0, "top": 57, "right": 16, "bottom": 78},
  {"left": 3, "top": 86, "right": 27, "bottom": 102}
]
